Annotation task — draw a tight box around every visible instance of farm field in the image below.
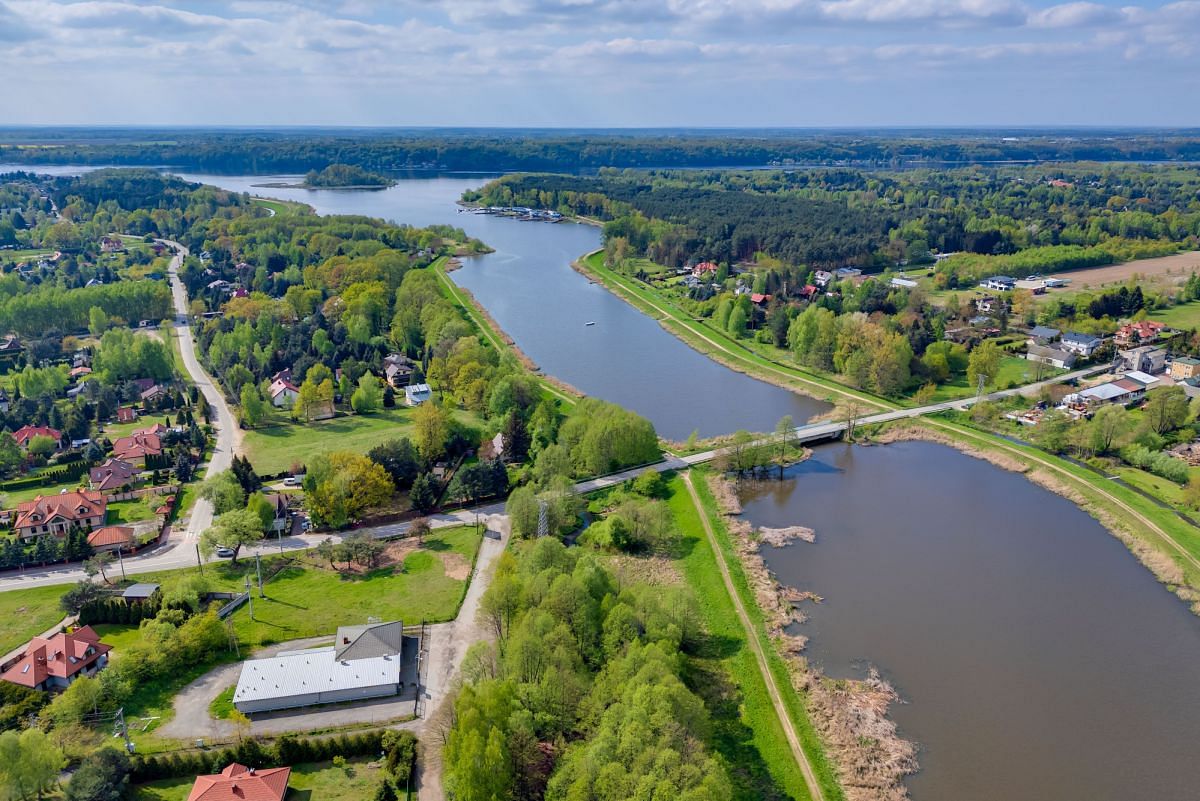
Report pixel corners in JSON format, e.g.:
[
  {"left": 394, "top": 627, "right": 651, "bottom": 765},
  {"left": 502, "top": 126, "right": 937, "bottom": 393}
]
[{"left": 1044, "top": 250, "right": 1200, "bottom": 289}]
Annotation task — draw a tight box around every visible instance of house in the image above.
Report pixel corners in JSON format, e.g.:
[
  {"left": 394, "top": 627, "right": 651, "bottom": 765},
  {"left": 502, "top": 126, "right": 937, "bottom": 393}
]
[
  {"left": 383, "top": 353, "right": 415, "bottom": 388},
  {"left": 139, "top": 384, "right": 167, "bottom": 403},
  {"left": 1073, "top": 382, "right": 1137, "bottom": 407},
  {"left": 1117, "top": 345, "right": 1167, "bottom": 375},
  {"left": 87, "top": 525, "right": 135, "bottom": 554},
  {"left": 1170, "top": 356, "right": 1200, "bottom": 381},
  {"left": 890, "top": 276, "right": 918, "bottom": 289},
  {"left": 1122, "top": 370, "right": 1160, "bottom": 389},
  {"left": 89, "top": 458, "right": 139, "bottom": 492},
  {"left": 0, "top": 626, "right": 111, "bottom": 691},
  {"left": 1026, "top": 344, "right": 1077, "bottom": 370},
  {"left": 1060, "top": 331, "right": 1104, "bottom": 357},
  {"left": 980, "top": 275, "right": 1016, "bottom": 291},
  {"left": 405, "top": 383, "right": 432, "bottom": 406},
  {"left": 99, "top": 237, "right": 125, "bottom": 254},
  {"left": 691, "top": 261, "right": 719, "bottom": 278},
  {"left": 129, "top": 378, "right": 158, "bottom": 395},
  {"left": 975, "top": 296, "right": 1005, "bottom": 315},
  {"left": 0, "top": 334, "right": 21, "bottom": 355},
  {"left": 69, "top": 365, "right": 92, "bottom": 380},
  {"left": 111, "top": 428, "right": 163, "bottom": 467},
  {"left": 481, "top": 432, "right": 506, "bottom": 461},
  {"left": 12, "top": 425, "right": 63, "bottom": 452},
  {"left": 263, "top": 493, "right": 291, "bottom": 532},
  {"left": 14, "top": 490, "right": 107, "bottom": 541},
  {"left": 268, "top": 378, "right": 299, "bottom": 408},
  {"left": 185, "top": 763, "right": 291, "bottom": 801},
  {"left": 233, "top": 621, "right": 405, "bottom": 713},
  {"left": 749, "top": 293, "right": 771, "bottom": 306},
  {"left": 1114, "top": 320, "right": 1166, "bottom": 348},
  {"left": 231, "top": 287, "right": 249, "bottom": 299},
  {"left": 270, "top": 368, "right": 293, "bottom": 385},
  {"left": 1027, "top": 325, "right": 1061, "bottom": 344},
  {"left": 835, "top": 267, "right": 863, "bottom": 281},
  {"left": 812, "top": 269, "right": 834, "bottom": 287},
  {"left": 122, "top": 583, "right": 160, "bottom": 603},
  {"left": 798, "top": 284, "right": 819, "bottom": 300},
  {"left": 116, "top": 406, "right": 138, "bottom": 424},
  {"left": 206, "top": 279, "right": 232, "bottom": 293}
]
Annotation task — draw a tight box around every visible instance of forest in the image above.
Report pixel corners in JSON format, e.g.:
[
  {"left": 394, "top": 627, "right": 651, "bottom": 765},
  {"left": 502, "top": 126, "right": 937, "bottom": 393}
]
[{"left": 8, "top": 128, "right": 1200, "bottom": 174}]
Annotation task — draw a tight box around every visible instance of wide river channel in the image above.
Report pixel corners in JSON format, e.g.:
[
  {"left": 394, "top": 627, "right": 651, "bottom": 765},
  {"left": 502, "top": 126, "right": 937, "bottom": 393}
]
[{"left": 20, "top": 168, "right": 1200, "bottom": 799}]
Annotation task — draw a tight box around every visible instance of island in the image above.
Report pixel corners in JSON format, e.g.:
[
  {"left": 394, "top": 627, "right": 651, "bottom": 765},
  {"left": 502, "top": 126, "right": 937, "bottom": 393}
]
[{"left": 302, "top": 163, "right": 395, "bottom": 188}]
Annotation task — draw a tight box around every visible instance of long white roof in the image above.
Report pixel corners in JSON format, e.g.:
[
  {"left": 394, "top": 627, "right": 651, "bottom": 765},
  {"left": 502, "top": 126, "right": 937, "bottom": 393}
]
[{"left": 233, "top": 647, "right": 401, "bottom": 705}]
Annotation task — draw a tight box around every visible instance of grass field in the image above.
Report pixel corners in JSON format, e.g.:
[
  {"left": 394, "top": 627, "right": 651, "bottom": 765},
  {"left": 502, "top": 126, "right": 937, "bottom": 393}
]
[
  {"left": 1150, "top": 301, "right": 1200, "bottom": 329},
  {"left": 132, "top": 758, "right": 385, "bottom": 801},
  {"left": 0, "top": 584, "right": 67, "bottom": 655},
  {"left": 107, "top": 498, "right": 158, "bottom": 524},
  {"left": 242, "top": 406, "right": 482, "bottom": 475},
  {"left": 664, "top": 474, "right": 842, "bottom": 801}
]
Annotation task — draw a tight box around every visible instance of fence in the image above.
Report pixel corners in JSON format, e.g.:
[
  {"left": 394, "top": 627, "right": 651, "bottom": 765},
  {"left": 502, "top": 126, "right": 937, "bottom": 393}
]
[{"left": 104, "top": 484, "right": 179, "bottom": 502}]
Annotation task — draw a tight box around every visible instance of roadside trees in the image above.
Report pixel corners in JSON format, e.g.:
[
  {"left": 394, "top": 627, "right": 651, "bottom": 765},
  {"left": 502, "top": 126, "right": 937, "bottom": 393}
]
[
  {"left": 200, "top": 470, "right": 245, "bottom": 515},
  {"left": 200, "top": 508, "right": 264, "bottom": 564}
]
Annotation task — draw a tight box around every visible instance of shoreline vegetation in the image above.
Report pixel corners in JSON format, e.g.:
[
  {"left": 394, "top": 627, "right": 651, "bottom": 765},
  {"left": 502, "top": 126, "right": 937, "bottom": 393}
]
[{"left": 704, "top": 471, "right": 918, "bottom": 801}]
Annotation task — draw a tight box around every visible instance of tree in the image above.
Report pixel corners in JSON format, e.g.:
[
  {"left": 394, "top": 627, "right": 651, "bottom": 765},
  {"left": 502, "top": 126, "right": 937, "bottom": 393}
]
[
  {"left": 83, "top": 552, "right": 115, "bottom": 585},
  {"left": 87, "top": 307, "right": 109, "bottom": 337},
  {"left": 409, "top": 517, "right": 431, "bottom": 545},
  {"left": 64, "top": 748, "right": 130, "bottom": 801},
  {"left": 413, "top": 401, "right": 449, "bottom": 462},
  {"left": 368, "top": 438, "right": 420, "bottom": 490},
  {"left": 0, "top": 433, "right": 21, "bottom": 476},
  {"left": 0, "top": 727, "right": 64, "bottom": 801},
  {"left": 200, "top": 508, "right": 264, "bottom": 563},
  {"left": 350, "top": 374, "right": 383, "bottom": 415},
  {"left": 967, "top": 340, "right": 1002, "bottom": 392},
  {"left": 26, "top": 435, "right": 57, "bottom": 459},
  {"left": 239, "top": 383, "right": 268, "bottom": 428},
  {"left": 230, "top": 455, "right": 260, "bottom": 495},
  {"left": 409, "top": 473, "right": 438, "bottom": 514},
  {"left": 200, "top": 470, "right": 245, "bottom": 515},
  {"left": 60, "top": 580, "right": 105, "bottom": 613},
  {"left": 304, "top": 452, "right": 393, "bottom": 528},
  {"left": 1143, "top": 385, "right": 1191, "bottom": 435},
  {"left": 1088, "top": 404, "right": 1129, "bottom": 454},
  {"left": 245, "top": 492, "right": 276, "bottom": 533}
]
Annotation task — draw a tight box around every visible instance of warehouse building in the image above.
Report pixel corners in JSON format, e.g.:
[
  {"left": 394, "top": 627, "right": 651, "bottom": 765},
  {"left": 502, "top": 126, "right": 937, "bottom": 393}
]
[{"left": 233, "top": 621, "right": 406, "bottom": 714}]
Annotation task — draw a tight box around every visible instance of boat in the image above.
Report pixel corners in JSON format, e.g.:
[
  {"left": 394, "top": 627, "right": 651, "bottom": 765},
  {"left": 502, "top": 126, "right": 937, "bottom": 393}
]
[{"left": 585, "top": 321, "right": 596, "bottom": 326}]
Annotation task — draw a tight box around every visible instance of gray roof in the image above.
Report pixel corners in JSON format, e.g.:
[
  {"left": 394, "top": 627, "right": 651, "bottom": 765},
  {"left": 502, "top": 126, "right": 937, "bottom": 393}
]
[
  {"left": 1027, "top": 344, "right": 1076, "bottom": 365},
  {"left": 1081, "top": 383, "right": 1129, "bottom": 401},
  {"left": 334, "top": 621, "right": 404, "bottom": 661},
  {"left": 122, "top": 583, "right": 159, "bottom": 599},
  {"left": 1029, "top": 325, "right": 1060, "bottom": 339},
  {"left": 233, "top": 648, "right": 401, "bottom": 706},
  {"left": 1062, "top": 331, "right": 1101, "bottom": 344}
]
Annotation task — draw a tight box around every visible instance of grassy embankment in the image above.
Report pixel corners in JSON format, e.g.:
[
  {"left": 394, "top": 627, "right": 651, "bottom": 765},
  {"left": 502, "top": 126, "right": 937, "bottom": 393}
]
[
  {"left": 87, "top": 525, "right": 480, "bottom": 750},
  {"left": 250, "top": 197, "right": 310, "bottom": 216},
  {"left": 665, "top": 473, "right": 843, "bottom": 801},
  {"left": 133, "top": 758, "right": 385, "bottom": 801},
  {"left": 578, "top": 251, "right": 886, "bottom": 415}
]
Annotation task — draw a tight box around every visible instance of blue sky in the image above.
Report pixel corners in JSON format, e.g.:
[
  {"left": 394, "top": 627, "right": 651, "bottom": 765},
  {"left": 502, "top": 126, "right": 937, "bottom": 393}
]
[{"left": 1, "top": 0, "right": 1198, "bottom": 126}]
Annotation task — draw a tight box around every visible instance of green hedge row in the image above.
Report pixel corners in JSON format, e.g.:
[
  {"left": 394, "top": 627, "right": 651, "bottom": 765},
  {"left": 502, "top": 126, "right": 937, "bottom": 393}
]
[{"left": 130, "top": 731, "right": 384, "bottom": 782}]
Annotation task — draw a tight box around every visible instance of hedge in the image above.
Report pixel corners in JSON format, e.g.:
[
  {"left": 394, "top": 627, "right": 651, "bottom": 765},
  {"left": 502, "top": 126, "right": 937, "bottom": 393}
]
[{"left": 130, "top": 731, "right": 384, "bottom": 781}]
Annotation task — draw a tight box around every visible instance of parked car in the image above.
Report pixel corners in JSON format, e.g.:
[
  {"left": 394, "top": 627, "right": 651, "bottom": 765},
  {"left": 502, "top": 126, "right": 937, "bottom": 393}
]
[
  {"left": 283, "top": 474, "right": 304, "bottom": 487},
  {"left": 215, "top": 547, "right": 236, "bottom": 558}
]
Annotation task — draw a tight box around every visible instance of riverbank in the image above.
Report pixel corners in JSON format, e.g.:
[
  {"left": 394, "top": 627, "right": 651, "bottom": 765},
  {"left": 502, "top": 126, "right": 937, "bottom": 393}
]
[
  {"left": 871, "top": 419, "right": 1200, "bottom": 613},
  {"left": 570, "top": 250, "right": 885, "bottom": 414},
  {"left": 704, "top": 471, "right": 918, "bottom": 801}
]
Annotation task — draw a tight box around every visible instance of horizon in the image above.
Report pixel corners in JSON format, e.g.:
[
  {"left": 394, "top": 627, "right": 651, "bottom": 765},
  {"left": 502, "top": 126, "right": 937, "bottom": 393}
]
[{"left": 4, "top": 1, "right": 1200, "bottom": 127}]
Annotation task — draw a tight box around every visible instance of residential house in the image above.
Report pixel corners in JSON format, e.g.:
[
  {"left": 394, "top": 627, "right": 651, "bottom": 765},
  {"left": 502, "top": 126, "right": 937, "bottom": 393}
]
[
  {"left": 1025, "top": 344, "right": 1077, "bottom": 370},
  {"left": 1170, "top": 356, "right": 1200, "bottom": 381},
  {"left": 87, "top": 525, "right": 134, "bottom": 554},
  {"left": 975, "top": 296, "right": 1005, "bottom": 315},
  {"left": 798, "top": 284, "right": 819, "bottom": 301},
  {"left": 1027, "top": 325, "right": 1061, "bottom": 345},
  {"left": 89, "top": 458, "right": 140, "bottom": 492},
  {"left": 262, "top": 493, "right": 291, "bottom": 532},
  {"left": 185, "top": 763, "right": 291, "bottom": 801},
  {"left": 99, "top": 237, "right": 125, "bottom": 254},
  {"left": 890, "top": 276, "right": 918, "bottom": 289},
  {"left": 139, "top": 384, "right": 167, "bottom": 404},
  {"left": 268, "top": 377, "right": 300, "bottom": 408},
  {"left": 14, "top": 490, "right": 107, "bottom": 541},
  {"left": 111, "top": 428, "right": 163, "bottom": 468},
  {"left": 1117, "top": 345, "right": 1167, "bottom": 375},
  {"left": 0, "top": 334, "right": 20, "bottom": 355},
  {"left": 116, "top": 406, "right": 138, "bottom": 424},
  {"left": 270, "top": 368, "right": 293, "bottom": 385},
  {"left": 383, "top": 353, "right": 415, "bottom": 388},
  {"left": 129, "top": 378, "right": 158, "bottom": 395},
  {"left": 12, "top": 425, "right": 63, "bottom": 452},
  {"left": 691, "top": 261, "right": 719, "bottom": 279},
  {"left": 1060, "top": 331, "right": 1104, "bottom": 357},
  {"left": 233, "top": 621, "right": 405, "bottom": 713},
  {"left": 69, "top": 365, "right": 92, "bottom": 381},
  {"left": 405, "top": 383, "right": 432, "bottom": 406},
  {"left": 980, "top": 275, "right": 1016, "bottom": 291},
  {"left": 749, "top": 293, "right": 771, "bottom": 306},
  {"left": 0, "top": 626, "right": 111, "bottom": 691},
  {"left": 481, "top": 432, "right": 506, "bottom": 461},
  {"left": 835, "top": 267, "right": 863, "bottom": 281},
  {"left": 1114, "top": 320, "right": 1166, "bottom": 348},
  {"left": 812, "top": 269, "right": 834, "bottom": 287}
]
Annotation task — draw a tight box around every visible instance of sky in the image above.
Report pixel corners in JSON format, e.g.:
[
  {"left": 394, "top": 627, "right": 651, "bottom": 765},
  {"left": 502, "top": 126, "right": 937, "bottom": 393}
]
[{"left": 1, "top": 0, "right": 1199, "bottom": 127}]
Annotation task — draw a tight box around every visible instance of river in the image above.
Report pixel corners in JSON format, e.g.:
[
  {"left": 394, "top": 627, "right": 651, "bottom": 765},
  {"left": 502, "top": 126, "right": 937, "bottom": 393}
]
[
  {"left": 738, "top": 440, "right": 1200, "bottom": 801},
  {"left": 169, "top": 172, "right": 830, "bottom": 441}
]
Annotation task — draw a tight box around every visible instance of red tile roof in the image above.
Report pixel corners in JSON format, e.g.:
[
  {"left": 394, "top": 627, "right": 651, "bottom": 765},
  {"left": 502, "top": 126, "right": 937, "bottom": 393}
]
[
  {"left": 112, "top": 430, "right": 162, "bottom": 462},
  {"left": 750, "top": 293, "right": 771, "bottom": 304},
  {"left": 692, "top": 261, "right": 718, "bottom": 275},
  {"left": 12, "top": 425, "right": 62, "bottom": 449},
  {"left": 87, "top": 525, "right": 134, "bottom": 548},
  {"left": 14, "top": 490, "right": 106, "bottom": 532},
  {"left": 186, "top": 764, "right": 291, "bottom": 801},
  {"left": 0, "top": 626, "right": 111, "bottom": 688}
]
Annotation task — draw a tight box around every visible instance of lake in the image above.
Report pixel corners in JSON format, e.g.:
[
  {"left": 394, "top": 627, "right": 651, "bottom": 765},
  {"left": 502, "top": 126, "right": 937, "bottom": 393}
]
[{"left": 738, "top": 440, "right": 1200, "bottom": 801}]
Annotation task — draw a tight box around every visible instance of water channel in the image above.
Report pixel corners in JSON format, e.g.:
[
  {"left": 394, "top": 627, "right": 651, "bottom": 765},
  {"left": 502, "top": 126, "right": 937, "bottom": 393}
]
[
  {"left": 739, "top": 440, "right": 1200, "bottom": 801},
  {"left": 172, "top": 172, "right": 830, "bottom": 440}
]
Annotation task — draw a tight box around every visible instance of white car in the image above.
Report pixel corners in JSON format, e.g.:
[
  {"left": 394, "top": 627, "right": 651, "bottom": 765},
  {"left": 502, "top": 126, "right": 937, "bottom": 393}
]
[{"left": 283, "top": 475, "right": 303, "bottom": 487}]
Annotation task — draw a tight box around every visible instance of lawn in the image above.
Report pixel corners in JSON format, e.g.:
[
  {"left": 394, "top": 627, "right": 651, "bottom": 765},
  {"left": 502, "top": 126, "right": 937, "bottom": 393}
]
[
  {"left": 132, "top": 757, "right": 385, "bottom": 801},
  {"left": 663, "top": 474, "right": 842, "bottom": 801},
  {"left": 919, "top": 355, "right": 1055, "bottom": 404},
  {"left": 242, "top": 406, "right": 483, "bottom": 475},
  {"left": 1, "top": 478, "right": 89, "bottom": 506},
  {"left": 1150, "top": 301, "right": 1200, "bottom": 329},
  {"left": 107, "top": 498, "right": 158, "bottom": 524},
  {"left": 0, "top": 584, "right": 67, "bottom": 655}
]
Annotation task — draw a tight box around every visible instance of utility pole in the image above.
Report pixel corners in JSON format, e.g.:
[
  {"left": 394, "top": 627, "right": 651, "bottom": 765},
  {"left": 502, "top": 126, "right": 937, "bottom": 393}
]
[
  {"left": 195, "top": 543, "right": 204, "bottom": 575},
  {"left": 255, "top": 553, "right": 264, "bottom": 598},
  {"left": 116, "top": 547, "right": 126, "bottom": 581},
  {"left": 116, "top": 708, "right": 133, "bottom": 753},
  {"left": 245, "top": 575, "right": 253, "bottom": 619}
]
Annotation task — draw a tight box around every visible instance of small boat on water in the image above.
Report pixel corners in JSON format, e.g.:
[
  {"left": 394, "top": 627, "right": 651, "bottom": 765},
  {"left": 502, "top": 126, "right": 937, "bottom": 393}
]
[{"left": 585, "top": 321, "right": 596, "bottom": 326}]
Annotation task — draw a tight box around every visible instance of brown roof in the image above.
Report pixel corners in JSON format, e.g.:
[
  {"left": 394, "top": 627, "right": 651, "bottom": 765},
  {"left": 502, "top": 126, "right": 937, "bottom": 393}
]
[
  {"left": 0, "top": 626, "right": 111, "bottom": 688},
  {"left": 90, "top": 458, "right": 138, "bottom": 491},
  {"left": 112, "top": 430, "right": 162, "bottom": 461},
  {"left": 87, "top": 525, "right": 134, "bottom": 548},
  {"left": 14, "top": 490, "right": 106, "bottom": 531},
  {"left": 186, "top": 764, "right": 291, "bottom": 801}
]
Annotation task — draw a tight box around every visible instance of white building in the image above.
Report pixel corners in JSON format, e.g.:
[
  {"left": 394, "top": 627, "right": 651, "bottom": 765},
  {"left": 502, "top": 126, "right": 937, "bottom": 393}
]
[{"left": 405, "top": 383, "right": 432, "bottom": 406}]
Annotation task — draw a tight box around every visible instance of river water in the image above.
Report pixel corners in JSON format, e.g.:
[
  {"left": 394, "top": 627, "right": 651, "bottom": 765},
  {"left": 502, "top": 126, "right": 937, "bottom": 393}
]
[
  {"left": 168, "top": 173, "right": 829, "bottom": 440},
  {"left": 739, "top": 440, "right": 1200, "bottom": 801}
]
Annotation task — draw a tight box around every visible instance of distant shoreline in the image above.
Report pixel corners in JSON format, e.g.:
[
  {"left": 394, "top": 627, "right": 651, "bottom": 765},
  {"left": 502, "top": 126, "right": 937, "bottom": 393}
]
[{"left": 252, "top": 181, "right": 391, "bottom": 190}]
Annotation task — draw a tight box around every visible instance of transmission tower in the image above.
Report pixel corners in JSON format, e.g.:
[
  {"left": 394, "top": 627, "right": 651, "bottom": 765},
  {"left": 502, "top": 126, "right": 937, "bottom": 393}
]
[{"left": 536, "top": 499, "right": 549, "bottom": 538}]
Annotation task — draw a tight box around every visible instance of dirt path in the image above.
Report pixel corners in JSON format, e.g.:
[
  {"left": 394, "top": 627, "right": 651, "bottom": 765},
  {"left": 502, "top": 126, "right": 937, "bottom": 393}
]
[{"left": 681, "top": 473, "right": 826, "bottom": 801}]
